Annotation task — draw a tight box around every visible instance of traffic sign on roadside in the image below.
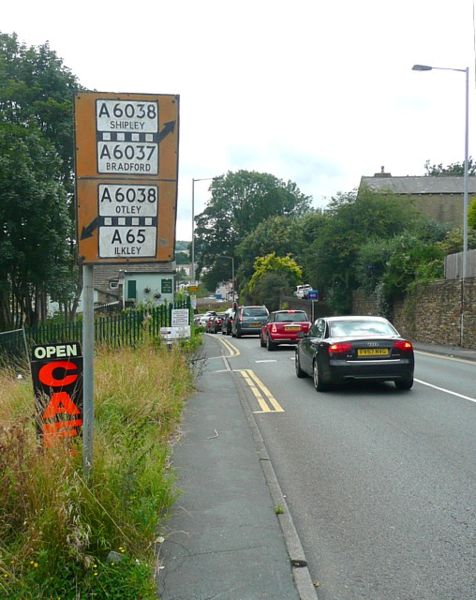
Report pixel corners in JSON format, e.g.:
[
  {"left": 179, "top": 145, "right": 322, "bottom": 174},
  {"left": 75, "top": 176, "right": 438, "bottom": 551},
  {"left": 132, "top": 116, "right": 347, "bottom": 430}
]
[{"left": 74, "top": 92, "right": 179, "bottom": 264}]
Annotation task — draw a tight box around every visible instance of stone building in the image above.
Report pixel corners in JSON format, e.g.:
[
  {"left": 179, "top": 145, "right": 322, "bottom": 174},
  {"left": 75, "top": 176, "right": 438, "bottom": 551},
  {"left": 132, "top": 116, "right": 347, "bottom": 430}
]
[{"left": 359, "top": 167, "right": 476, "bottom": 228}]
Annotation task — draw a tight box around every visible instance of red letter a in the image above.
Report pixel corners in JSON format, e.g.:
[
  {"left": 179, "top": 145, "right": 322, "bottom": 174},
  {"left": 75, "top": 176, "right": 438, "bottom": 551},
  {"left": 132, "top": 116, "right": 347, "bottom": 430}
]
[{"left": 42, "top": 391, "right": 81, "bottom": 419}]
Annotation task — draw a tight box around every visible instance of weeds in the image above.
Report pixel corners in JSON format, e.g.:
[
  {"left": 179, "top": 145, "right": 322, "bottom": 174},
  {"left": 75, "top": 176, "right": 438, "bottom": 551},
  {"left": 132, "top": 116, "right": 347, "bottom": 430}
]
[{"left": 0, "top": 339, "right": 196, "bottom": 598}]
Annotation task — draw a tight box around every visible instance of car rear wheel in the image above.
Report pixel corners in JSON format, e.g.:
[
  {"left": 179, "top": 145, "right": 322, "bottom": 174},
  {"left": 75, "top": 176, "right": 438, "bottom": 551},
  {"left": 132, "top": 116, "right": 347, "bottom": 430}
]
[
  {"left": 295, "top": 351, "right": 306, "bottom": 378},
  {"left": 266, "top": 336, "right": 275, "bottom": 351},
  {"left": 395, "top": 376, "right": 413, "bottom": 390},
  {"left": 313, "top": 359, "right": 329, "bottom": 392},
  {"left": 260, "top": 334, "right": 266, "bottom": 348}
]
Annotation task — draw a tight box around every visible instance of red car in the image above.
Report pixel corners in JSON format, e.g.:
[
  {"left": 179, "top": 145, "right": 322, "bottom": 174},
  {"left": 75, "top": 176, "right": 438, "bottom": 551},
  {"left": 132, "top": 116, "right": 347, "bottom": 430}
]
[
  {"left": 260, "top": 310, "right": 311, "bottom": 350},
  {"left": 205, "top": 313, "right": 225, "bottom": 333}
]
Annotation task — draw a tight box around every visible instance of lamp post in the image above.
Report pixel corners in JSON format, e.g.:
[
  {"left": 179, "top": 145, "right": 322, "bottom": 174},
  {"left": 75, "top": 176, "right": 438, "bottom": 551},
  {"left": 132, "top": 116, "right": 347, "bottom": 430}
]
[
  {"left": 191, "top": 177, "right": 214, "bottom": 284},
  {"left": 218, "top": 255, "right": 235, "bottom": 303},
  {"left": 412, "top": 63, "right": 469, "bottom": 344}
]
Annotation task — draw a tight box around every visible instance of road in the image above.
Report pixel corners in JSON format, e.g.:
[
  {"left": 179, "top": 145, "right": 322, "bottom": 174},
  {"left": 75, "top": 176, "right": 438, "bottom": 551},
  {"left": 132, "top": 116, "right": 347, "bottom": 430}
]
[{"left": 215, "top": 333, "right": 476, "bottom": 600}]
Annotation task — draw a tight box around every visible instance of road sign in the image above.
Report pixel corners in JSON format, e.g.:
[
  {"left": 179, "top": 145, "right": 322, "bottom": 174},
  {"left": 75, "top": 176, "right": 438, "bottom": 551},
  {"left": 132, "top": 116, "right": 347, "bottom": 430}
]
[{"left": 74, "top": 92, "right": 179, "bottom": 264}]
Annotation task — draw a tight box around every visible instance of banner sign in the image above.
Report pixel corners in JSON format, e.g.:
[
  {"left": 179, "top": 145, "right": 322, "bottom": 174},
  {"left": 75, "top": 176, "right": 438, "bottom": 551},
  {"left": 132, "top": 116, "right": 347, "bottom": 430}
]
[{"left": 31, "top": 342, "right": 83, "bottom": 447}]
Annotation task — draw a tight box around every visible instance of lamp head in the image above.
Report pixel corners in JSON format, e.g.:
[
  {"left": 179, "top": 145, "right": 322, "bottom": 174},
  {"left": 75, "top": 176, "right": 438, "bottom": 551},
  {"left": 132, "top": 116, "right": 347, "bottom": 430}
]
[{"left": 412, "top": 64, "right": 433, "bottom": 71}]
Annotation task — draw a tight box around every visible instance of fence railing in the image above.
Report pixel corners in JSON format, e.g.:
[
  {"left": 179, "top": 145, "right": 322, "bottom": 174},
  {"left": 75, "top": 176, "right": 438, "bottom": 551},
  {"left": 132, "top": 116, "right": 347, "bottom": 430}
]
[{"left": 0, "top": 299, "right": 191, "bottom": 368}]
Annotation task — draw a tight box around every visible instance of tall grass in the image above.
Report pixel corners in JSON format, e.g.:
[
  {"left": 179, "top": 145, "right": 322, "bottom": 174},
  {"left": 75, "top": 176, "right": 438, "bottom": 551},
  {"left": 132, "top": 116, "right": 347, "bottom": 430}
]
[{"left": 0, "top": 339, "right": 195, "bottom": 598}]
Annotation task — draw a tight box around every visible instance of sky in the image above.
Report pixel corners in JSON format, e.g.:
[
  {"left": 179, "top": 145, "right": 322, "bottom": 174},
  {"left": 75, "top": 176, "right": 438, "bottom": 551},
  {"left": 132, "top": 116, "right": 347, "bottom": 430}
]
[{"left": 3, "top": 0, "right": 476, "bottom": 241}]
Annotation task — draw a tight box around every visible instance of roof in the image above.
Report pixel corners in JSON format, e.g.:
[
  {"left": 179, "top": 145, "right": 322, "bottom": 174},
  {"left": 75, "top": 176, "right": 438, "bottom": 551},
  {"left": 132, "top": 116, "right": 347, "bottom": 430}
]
[
  {"left": 360, "top": 175, "right": 476, "bottom": 195},
  {"left": 93, "top": 262, "right": 176, "bottom": 291}
]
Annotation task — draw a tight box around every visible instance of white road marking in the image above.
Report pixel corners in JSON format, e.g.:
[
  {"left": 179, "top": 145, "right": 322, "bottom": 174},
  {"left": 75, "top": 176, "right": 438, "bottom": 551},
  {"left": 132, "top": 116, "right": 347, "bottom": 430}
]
[
  {"left": 255, "top": 360, "right": 277, "bottom": 363},
  {"left": 415, "top": 378, "right": 476, "bottom": 403}
]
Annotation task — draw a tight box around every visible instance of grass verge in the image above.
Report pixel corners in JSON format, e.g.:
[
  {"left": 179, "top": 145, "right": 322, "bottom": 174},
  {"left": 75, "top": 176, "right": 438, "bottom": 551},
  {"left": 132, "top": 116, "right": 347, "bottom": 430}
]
[{"left": 0, "top": 338, "right": 197, "bottom": 598}]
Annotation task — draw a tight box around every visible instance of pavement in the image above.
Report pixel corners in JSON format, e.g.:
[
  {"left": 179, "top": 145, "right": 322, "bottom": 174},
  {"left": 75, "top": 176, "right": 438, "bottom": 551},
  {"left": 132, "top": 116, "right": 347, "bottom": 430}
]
[
  {"left": 156, "top": 336, "right": 476, "bottom": 600},
  {"left": 413, "top": 341, "right": 476, "bottom": 362}
]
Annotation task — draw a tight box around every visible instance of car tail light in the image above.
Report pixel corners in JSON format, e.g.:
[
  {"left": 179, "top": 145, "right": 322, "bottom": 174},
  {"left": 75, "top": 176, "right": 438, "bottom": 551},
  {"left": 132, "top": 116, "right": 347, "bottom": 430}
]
[
  {"left": 328, "top": 342, "right": 353, "bottom": 355},
  {"left": 393, "top": 340, "right": 413, "bottom": 352}
]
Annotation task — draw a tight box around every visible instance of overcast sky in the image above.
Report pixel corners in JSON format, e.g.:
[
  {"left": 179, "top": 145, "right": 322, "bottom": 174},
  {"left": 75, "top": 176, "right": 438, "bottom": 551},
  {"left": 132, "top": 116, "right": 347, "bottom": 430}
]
[{"left": 3, "top": 0, "right": 476, "bottom": 241}]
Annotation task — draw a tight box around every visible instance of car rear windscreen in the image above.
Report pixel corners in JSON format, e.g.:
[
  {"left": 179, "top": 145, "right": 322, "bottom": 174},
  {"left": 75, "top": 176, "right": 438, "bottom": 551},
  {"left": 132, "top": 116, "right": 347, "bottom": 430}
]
[
  {"left": 243, "top": 308, "right": 268, "bottom": 317},
  {"left": 330, "top": 320, "right": 398, "bottom": 337},
  {"left": 276, "top": 312, "right": 308, "bottom": 322}
]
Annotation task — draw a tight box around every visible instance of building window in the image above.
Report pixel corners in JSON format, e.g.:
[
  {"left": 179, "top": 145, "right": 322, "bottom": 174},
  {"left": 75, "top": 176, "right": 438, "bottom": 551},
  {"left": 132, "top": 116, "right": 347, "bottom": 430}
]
[
  {"left": 109, "top": 280, "right": 119, "bottom": 290},
  {"left": 127, "top": 280, "right": 137, "bottom": 300}
]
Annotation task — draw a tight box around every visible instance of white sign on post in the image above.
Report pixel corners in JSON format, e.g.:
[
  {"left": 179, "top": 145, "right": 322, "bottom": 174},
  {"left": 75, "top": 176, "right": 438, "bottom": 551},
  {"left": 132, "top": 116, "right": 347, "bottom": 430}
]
[
  {"left": 98, "top": 184, "right": 158, "bottom": 258},
  {"left": 96, "top": 100, "right": 159, "bottom": 175},
  {"left": 171, "top": 309, "right": 190, "bottom": 327}
]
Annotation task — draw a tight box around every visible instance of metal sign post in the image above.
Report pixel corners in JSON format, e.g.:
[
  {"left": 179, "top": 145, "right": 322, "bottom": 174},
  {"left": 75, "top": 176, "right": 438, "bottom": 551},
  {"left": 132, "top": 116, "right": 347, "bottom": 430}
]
[{"left": 82, "top": 264, "right": 94, "bottom": 476}]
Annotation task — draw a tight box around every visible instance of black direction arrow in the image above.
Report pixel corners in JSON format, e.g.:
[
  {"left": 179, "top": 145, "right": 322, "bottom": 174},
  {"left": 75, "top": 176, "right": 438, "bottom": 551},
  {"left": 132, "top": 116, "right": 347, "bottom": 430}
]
[
  {"left": 157, "top": 120, "right": 176, "bottom": 143},
  {"left": 81, "top": 217, "right": 99, "bottom": 240}
]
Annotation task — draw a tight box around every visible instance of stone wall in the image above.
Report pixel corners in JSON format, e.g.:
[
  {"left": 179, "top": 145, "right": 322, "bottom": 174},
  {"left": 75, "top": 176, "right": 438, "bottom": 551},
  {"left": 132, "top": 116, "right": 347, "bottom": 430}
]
[{"left": 352, "top": 278, "right": 476, "bottom": 349}]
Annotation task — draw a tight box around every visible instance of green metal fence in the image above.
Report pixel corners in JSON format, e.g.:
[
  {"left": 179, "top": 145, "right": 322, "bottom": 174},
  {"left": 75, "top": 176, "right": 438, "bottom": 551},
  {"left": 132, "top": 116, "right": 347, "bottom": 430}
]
[{"left": 0, "top": 299, "right": 192, "bottom": 367}]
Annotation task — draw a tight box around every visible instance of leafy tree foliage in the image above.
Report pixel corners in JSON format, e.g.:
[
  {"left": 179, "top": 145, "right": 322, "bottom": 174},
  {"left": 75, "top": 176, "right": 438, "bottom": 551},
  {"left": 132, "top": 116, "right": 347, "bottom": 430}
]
[
  {"left": 245, "top": 271, "right": 291, "bottom": 311},
  {"left": 424, "top": 158, "right": 476, "bottom": 176},
  {"left": 381, "top": 234, "right": 444, "bottom": 302},
  {"left": 469, "top": 197, "right": 476, "bottom": 230},
  {"left": 244, "top": 253, "right": 302, "bottom": 308},
  {"left": 0, "top": 33, "right": 80, "bottom": 327},
  {"left": 303, "top": 189, "right": 424, "bottom": 313},
  {"left": 194, "top": 170, "right": 311, "bottom": 290},
  {"left": 235, "top": 215, "right": 304, "bottom": 285},
  {"left": 0, "top": 124, "right": 70, "bottom": 326}
]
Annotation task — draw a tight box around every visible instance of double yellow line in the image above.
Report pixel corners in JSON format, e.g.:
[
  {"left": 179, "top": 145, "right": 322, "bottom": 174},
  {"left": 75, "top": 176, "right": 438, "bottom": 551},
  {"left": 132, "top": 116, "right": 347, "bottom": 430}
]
[
  {"left": 238, "top": 369, "right": 284, "bottom": 413},
  {"left": 219, "top": 336, "right": 240, "bottom": 357}
]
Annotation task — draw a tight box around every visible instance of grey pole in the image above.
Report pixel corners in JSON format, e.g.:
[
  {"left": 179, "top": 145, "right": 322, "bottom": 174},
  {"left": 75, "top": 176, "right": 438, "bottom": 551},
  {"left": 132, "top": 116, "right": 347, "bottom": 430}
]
[
  {"left": 82, "top": 263, "right": 95, "bottom": 477},
  {"left": 412, "top": 63, "right": 470, "bottom": 346},
  {"left": 461, "top": 67, "right": 469, "bottom": 346},
  {"left": 191, "top": 179, "right": 195, "bottom": 283}
]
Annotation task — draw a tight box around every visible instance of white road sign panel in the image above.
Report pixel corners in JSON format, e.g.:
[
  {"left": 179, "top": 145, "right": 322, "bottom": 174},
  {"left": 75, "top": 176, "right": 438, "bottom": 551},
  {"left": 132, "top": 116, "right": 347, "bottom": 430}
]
[
  {"left": 99, "top": 184, "right": 157, "bottom": 216},
  {"left": 96, "top": 100, "right": 158, "bottom": 132},
  {"left": 96, "top": 100, "right": 159, "bottom": 175},
  {"left": 98, "top": 184, "right": 158, "bottom": 258}
]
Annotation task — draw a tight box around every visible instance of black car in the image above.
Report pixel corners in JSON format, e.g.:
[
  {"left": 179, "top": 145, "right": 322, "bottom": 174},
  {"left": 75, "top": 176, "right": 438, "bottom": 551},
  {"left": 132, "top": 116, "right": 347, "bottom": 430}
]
[
  {"left": 231, "top": 305, "right": 269, "bottom": 337},
  {"left": 295, "top": 315, "right": 414, "bottom": 391}
]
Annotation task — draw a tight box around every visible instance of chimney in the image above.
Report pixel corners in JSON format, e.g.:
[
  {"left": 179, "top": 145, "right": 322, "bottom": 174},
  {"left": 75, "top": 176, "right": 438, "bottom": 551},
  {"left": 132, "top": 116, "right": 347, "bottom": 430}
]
[{"left": 374, "top": 166, "right": 392, "bottom": 178}]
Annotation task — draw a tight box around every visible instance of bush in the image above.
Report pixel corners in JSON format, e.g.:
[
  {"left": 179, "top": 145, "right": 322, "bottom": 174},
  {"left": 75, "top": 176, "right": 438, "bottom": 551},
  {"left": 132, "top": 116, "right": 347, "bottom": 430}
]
[{"left": 0, "top": 341, "right": 195, "bottom": 598}]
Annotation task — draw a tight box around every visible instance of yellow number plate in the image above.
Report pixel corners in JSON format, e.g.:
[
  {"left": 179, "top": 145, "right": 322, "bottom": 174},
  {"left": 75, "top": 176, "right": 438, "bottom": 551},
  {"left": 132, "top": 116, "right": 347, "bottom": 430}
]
[
  {"left": 357, "top": 348, "right": 389, "bottom": 357},
  {"left": 285, "top": 325, "right": 300, "bottom": 331}
]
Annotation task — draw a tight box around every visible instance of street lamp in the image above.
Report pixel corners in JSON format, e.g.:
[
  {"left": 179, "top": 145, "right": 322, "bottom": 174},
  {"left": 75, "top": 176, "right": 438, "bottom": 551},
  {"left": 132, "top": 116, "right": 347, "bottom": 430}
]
[
  {"left": 218, "top": 255, "right": 235, "bottom": 303},
  {"left": 412, "top": 63, "right": 469, "bottom": 344},
  {"left": 191, "top": 177, "right": 214, "bottom": 283}
]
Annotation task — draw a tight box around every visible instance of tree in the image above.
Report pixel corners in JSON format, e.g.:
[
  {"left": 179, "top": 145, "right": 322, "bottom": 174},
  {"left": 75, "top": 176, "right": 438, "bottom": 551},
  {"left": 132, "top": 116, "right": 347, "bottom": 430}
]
[
  {"left": 0, "top": 33, "right": 80, "bottom": 327},
  {"left": 424, "top": 159, "right": 476, "bottom": 176},
  {"left": 304, "top": 189, "right": 424, "bottom": 313},
  {"left": 244, "top": 253, "right": 302, "bottom": 308},
  {"left": 0, "top": 124, "right": 71, "bottom": 327},
  {"left": 235, "top": 215, "right": 307, "bottom": 285},
  {"left": 194, "top": 170, "right": 311, "bottom": 290}
]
